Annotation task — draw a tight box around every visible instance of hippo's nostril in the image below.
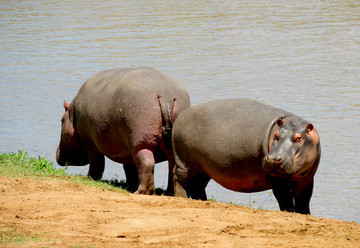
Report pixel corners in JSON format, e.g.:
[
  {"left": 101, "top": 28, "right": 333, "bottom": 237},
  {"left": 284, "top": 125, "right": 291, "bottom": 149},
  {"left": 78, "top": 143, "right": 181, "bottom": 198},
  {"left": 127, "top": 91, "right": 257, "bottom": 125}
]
[{"left": 266, "top": 155, "right": 283, "bottom": 165}]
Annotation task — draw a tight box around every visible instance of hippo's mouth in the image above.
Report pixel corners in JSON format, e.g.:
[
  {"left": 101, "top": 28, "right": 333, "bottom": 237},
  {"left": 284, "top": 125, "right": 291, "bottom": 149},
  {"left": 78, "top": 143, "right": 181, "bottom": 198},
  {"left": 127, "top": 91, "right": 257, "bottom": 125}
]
[
  {"left": 264, "top": 165, "right": 294, "bottom": 178},
  {"left": 266, "top": 172, "right": 292, "bottom": 178},
  {"left": 263, "top": 160, "right": 297, "bottom": 177},
  {"left": 56, "top": 158, "right": 69, "bottom": 167}
]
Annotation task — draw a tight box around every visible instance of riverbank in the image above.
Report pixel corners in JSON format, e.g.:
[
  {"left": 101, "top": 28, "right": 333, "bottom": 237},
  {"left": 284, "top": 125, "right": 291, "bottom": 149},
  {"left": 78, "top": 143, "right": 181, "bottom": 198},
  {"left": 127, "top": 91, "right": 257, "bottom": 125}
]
[
  {"left": 0, "top": 152, "right": 359, "bottom": 247},
  {"left": 1, "top": 175, "right": 359, "bottom": 247}
]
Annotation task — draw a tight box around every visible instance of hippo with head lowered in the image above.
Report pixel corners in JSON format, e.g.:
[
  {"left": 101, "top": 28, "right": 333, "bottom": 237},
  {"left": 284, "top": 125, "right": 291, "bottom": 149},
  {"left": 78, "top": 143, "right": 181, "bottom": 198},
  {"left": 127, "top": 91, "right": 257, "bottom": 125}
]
[
  {"left": 56, "top": 67, "right": 190, "bottom": 195},
  {"left": 172, "top": 98, "right": 320, "bottom": 214}
]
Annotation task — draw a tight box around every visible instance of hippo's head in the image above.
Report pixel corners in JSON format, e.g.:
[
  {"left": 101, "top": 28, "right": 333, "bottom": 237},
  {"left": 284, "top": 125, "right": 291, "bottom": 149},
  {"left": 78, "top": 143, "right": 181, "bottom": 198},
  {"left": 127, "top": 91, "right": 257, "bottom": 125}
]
[
  {"left": 56, "top": 101, "right": 89, "bottom": 166},
  {"left": 264, "top": 118, "right": 320, "bottom": 177}
]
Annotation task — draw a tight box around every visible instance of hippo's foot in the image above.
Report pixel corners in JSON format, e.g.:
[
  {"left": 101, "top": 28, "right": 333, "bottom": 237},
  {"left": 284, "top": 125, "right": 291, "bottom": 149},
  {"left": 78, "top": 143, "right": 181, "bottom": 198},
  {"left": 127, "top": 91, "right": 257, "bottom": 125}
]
[
  {"left": 281, "top": 207, "right": 295, "bottom": 213},
  {"left": 164, "top": 182, "right": 174, "bottom": 196},
  {"left": 184, "top": 174, "right": 210, "bottom": 200},
  {"left": 173, "top": 179, "right": 187, "bottom": 198},
  {"left": 124, "top": 182, "right": 139, "bottom": 193},
  {"left": 87, "top": 169, "right": 103, "bottom": 181},
  {"left": 164, "top": 189, "right": 174, "bottom": 196},
  {"left": 134, "top": 185, "right": 155, "bottom": 195}
]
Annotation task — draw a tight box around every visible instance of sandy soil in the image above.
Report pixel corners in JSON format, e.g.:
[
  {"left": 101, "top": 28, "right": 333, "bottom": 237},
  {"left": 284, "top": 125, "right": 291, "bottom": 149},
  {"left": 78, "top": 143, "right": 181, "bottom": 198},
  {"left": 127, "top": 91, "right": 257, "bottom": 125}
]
[{"left": 0, "top": 176, "right": 359, "bottom": 248}]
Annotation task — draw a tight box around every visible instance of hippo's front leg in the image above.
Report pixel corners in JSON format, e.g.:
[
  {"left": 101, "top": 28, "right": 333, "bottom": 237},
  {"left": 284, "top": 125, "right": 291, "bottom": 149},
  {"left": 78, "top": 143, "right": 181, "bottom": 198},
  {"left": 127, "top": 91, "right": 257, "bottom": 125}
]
[
  {"left": 133, "top": 149, "right": 155, "bottom": 195},
  {"left": 292, "top": 178, "right": 313, "bottom": 214},
  {"left": 123, "top": 163, "right": 139, "bottom": 192},
  {"left": 87, "top": 153, "right": 105, "bottom": 180},
  {"left": 267, "top": 175, "right": 295, "bottom": 212}
]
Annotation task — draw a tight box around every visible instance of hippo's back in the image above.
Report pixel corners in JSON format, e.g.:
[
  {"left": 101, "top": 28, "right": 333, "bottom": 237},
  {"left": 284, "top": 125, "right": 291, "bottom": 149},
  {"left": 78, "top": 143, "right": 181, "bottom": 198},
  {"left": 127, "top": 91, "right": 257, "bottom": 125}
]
[
  {"left": 77, "top": 67, "right": 187, "bottom": 105},
  {"left": 73, "top": 67, "right": 189, "bottom": 123},
  {"left": 72, "top": 67, "right": 190, "bottom": 162}
]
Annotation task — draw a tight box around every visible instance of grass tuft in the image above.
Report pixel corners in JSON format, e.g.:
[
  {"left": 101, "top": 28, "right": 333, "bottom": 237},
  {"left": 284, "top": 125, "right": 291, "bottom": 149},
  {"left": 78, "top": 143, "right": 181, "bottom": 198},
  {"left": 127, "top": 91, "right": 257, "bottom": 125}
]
[
  {"left": 0, "top": 150, "right": 67, "bottom": 177},
  {"left": 0, "top": 151, "right": 128, "bottom": 193},
  {"left": 0, "top": 224, "right": 42, "bottom": 245}
]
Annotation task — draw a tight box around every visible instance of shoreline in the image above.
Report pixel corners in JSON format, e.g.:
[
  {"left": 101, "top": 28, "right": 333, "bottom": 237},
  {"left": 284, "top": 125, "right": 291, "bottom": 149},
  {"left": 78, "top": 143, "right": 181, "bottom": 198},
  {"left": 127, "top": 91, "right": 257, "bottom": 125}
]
[{"left": 1, "top": 175, "right": 359, "bottom": 247}]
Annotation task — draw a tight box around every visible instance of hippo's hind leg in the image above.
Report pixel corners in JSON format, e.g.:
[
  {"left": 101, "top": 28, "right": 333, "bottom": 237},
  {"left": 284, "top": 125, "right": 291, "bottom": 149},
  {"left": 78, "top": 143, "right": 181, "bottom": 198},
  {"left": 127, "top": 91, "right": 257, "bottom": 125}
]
[
  {"left": 181, "top": 173, "right": 210, "bottom": 201},
  {"left": 174, "top": 175, "right": 188, "bottom": 198},
  {"left": 133, "top": 149, "right": 156, "bottom": 195},
  {"left": 123, "top": 163, "right": 139, "bottom": 192},
  {"left": 174, "top": 161, "right": 210, "bottom": 200}
]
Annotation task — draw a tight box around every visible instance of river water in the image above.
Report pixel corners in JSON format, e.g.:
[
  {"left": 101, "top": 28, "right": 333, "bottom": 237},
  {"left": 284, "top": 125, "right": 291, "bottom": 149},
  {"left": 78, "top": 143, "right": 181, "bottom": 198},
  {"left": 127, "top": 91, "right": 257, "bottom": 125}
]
[{"left": 1, "top": 0, "right": 359, "bottom": 223}]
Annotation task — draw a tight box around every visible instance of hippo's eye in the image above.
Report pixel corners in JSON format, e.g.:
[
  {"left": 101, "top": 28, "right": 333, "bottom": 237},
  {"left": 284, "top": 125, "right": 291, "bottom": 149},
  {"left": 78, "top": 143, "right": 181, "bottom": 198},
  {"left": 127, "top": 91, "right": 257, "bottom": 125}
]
[{"left": 293, "top": 133, "right": 302, "bottom": 142}]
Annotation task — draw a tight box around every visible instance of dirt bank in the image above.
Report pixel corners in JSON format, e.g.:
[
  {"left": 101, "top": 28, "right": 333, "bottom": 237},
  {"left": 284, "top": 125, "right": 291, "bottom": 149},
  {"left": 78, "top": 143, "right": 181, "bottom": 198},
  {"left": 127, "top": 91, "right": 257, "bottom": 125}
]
[{"left": 0, "top": 176, "right": 359, "bottom": 247}]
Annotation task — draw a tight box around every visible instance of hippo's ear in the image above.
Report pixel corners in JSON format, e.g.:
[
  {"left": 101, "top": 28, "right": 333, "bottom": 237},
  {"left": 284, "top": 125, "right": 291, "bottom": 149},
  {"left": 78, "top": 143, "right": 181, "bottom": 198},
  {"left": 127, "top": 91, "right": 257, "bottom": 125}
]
[
  {"left": 306, "top": 123, "right": 320, "bottom": 144},
  {"left": 64, "top": 100, "right": 70, "bottom": 111},
  {"left": 276, "top": 119, "right": 283, "bottom": 127},
  {"left": 306, "top": 123, "right": 314, "bottom": 133}
]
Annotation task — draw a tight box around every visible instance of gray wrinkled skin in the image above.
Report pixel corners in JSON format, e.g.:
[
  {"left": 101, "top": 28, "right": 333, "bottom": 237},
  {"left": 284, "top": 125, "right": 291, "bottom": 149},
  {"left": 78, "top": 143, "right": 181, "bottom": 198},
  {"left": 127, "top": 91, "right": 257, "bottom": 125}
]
[
  {"left": 57, "top": 67, "right": 190, "bottom": 195},
  {"left": 172, "top": 98, "right": 321, "bottom": 214}
]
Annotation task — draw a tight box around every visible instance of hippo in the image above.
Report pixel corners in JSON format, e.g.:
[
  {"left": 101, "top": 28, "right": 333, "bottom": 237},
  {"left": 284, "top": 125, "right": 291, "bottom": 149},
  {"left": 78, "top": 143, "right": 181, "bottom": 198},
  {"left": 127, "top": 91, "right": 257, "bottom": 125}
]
[
  {"left": 172, "top": 98, "right": 321, "bottom": 214},
  {"left": 56, "top": 67, "right": 190, "bottom": 195}
]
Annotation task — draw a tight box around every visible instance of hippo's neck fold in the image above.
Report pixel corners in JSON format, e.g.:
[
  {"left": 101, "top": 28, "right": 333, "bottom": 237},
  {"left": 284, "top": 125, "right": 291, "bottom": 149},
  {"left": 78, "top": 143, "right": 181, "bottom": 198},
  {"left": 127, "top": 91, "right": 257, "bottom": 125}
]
[{"left": 261, "top": 114, "right": 286, "bottom": 165}]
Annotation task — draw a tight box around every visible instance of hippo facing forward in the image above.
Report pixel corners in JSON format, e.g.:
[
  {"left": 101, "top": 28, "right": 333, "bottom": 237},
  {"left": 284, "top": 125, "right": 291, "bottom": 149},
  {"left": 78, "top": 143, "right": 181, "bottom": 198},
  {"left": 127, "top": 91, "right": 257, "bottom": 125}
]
[
  {"left": 172, "top": 98, "right": 320, "bottom": 214},
  {"left": 56, "top": 67, "right": 190, "bottom": 195}
]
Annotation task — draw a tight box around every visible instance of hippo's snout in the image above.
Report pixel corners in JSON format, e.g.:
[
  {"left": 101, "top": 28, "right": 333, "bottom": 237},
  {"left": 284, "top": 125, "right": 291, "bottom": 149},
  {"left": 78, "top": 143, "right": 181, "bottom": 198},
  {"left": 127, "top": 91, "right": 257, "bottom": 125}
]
[
  {"left": 56, "top": 147, "right": 61, "bottom": 164},
  {"left": 264, "top": 155, "right": 284, "bottom": 172},
  {"left": 264, "top": 154, "right": 292, "bottom": 176},
  {"left": 56, "top": 146, "right": 66, "bottom": 166},
  {"left": 265, "top": 155, "right": 283, "bottom": 165}
]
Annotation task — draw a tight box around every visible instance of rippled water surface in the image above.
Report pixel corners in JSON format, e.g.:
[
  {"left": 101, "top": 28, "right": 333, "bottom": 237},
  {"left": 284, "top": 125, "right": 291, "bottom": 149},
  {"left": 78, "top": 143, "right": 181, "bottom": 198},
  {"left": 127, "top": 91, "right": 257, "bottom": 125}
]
[{"left": 1, "top": 0, "right": 359, "bottom": 222}]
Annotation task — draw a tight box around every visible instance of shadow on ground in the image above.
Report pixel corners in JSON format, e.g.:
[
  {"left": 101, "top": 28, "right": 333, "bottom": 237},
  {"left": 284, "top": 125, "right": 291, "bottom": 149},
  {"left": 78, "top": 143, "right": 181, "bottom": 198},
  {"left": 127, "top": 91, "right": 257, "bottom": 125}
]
[{"left": 100, "top": 178, "right": 167, "bottom": 196}]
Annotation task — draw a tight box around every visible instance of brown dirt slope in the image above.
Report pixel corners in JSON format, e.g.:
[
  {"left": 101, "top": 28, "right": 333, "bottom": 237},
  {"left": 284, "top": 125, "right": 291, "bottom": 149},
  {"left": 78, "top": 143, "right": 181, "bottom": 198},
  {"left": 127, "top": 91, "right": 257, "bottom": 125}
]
[{"left": 0, "top": 176, "right": 359, "bottom": 248}]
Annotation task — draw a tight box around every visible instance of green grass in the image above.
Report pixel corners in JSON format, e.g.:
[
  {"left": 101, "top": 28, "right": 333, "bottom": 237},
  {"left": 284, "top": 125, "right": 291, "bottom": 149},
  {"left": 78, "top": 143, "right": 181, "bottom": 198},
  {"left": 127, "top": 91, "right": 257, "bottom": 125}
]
[
  {"left": 0, "top": 150, "right": 67, "bottom": 177},
  {"left": 0, "top": 224, "right": 42, "bottom": 245},
  {"left": 0, "top": 151, "right": 129, "bottom": 193}
]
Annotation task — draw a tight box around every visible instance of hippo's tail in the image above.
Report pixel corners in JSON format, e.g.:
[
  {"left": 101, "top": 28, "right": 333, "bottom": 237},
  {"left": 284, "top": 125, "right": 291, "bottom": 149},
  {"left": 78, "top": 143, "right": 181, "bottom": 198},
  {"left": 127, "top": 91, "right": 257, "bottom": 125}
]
[{"left": 158, "top": 95, "right": 176, "bottom": 148}]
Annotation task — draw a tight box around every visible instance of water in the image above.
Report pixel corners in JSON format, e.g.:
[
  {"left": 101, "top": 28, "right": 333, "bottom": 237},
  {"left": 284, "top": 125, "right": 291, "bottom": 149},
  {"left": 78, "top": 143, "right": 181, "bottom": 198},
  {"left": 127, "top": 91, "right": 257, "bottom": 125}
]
[{"left": 1, "top": 0, "right": 359, "bottom": 223}]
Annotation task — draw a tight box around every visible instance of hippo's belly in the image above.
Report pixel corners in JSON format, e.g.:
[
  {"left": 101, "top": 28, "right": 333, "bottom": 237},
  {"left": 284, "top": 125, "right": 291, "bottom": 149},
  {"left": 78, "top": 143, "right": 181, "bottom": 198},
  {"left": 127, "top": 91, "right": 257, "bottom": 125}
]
[
  {"left": 210, "top": 170, "right": 271, "bottom": 193},
  {"left": 97, "top": 141, "right": 133, "bottom": 164},
  {"left": 199, "top": 159, "right": 272, "bottom": 193},
  {"left": 93, "top": 129, "right": 168, "bottom": 165}
]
